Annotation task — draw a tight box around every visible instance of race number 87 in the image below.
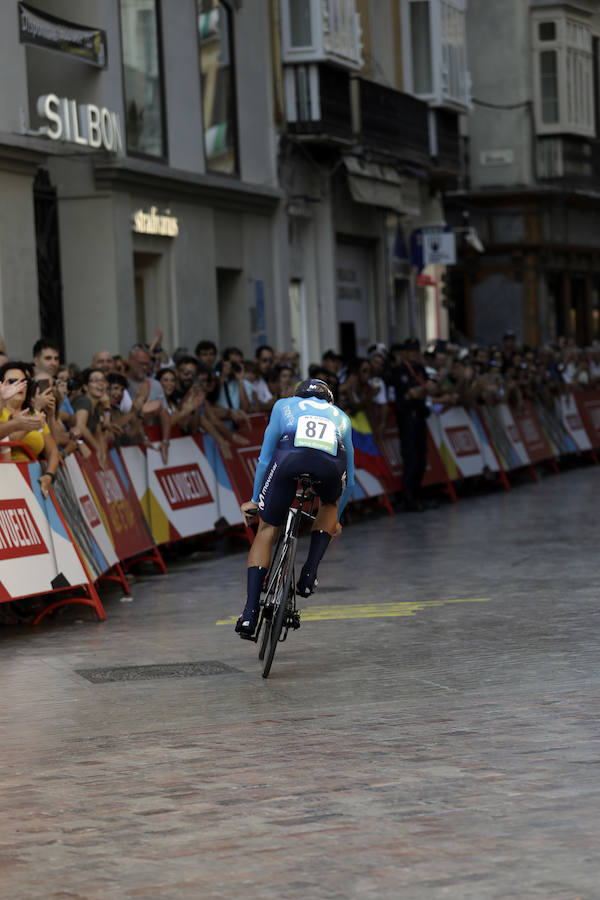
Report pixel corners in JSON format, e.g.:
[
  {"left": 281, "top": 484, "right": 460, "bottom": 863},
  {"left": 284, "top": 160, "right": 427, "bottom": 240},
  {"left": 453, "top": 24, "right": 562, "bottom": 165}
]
[{"left": 305, "top": 419, "right": 327, "bottom": 439}]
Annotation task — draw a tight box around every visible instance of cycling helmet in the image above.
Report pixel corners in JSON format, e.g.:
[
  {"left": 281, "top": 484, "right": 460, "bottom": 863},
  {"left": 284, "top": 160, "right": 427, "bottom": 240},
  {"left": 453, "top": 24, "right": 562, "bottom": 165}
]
[{"left": 294, "top": 378, "right": 334, "bottom": 404}]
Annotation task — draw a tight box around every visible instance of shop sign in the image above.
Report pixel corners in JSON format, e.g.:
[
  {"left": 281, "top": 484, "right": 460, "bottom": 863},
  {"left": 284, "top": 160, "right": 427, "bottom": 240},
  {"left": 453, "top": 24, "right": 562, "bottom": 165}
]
[
  {"left": 423, "top": 230, "right": 456, "bottom": 266},
  {"left": 37, "top": 93, "right": 122, "bottom": 153},
  {"left": 19, "top": 2, "right": 107, "bottom": 69},
  {"left": 132, "top": 207, "right": 179, "bottom": 237},
  {"left": 411, "top": 227, "right": 456, "bottom": 270}
]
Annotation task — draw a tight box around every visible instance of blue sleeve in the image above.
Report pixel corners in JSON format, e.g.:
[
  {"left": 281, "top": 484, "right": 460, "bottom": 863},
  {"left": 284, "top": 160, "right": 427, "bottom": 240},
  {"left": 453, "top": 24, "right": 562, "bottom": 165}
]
[
  {"left": 337, "top": 412, "right": 355, "bottom": 518},
  {"left": 252, "top": 402, "right": 284, "bottom": 503}
]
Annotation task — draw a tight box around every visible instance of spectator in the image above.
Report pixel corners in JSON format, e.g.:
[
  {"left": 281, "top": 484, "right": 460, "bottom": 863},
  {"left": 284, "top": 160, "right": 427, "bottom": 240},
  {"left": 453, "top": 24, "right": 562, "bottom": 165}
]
[
  {"left": 71, "top": 368, "right": 111, "bottom": 466},
  {"left": 32, "top": 338, "right": 60, "bottom": 380},
  {"left": 251, "top": 344, "right": 275, "bottom": 412},
  {"left": 215, "top": 346, "right": 252, "bottom": 418},
  {"left": 195, "top": 339, "right": 218, "bottom": 372},
  {"left": 171, "top": 356, "right": 198, "bottom": 405},
  {"left": 91, "top": 350, "right": 114, "bottom": 375},
  {"left": 113, "top": 355, "right": 128, "bottom": 376},
  {"left": 321, "top": 349, "right": 343, "bottom": 376},
  {"left": 275, "top": 364, "right": 296, "bottom": 400},
  {"left": 127, "top": 344, "right": 171, "bottom": 463},
  {"left": 0, "top": 361, "right": 59, "bottom": 494}
]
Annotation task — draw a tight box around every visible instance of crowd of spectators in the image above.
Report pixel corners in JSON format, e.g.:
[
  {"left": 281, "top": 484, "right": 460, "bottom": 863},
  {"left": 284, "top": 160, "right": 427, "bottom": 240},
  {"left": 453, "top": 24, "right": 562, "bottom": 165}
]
[{"left": 0, "top": 327, "right": 598, "bottom": 470}]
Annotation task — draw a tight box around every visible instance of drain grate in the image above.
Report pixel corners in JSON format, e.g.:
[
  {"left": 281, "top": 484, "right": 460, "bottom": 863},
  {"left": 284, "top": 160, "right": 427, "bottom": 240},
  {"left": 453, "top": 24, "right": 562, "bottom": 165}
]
[{"left": 76, "top": 661, "right": 241, "bottom": 683}]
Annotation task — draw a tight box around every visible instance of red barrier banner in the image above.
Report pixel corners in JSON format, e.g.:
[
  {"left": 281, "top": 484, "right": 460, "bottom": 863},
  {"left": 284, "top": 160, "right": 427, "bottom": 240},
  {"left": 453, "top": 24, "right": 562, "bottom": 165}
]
[
  {"left": 217, "top": 413, "right": 267, "bottom": 507},
  {"left": 572, "top": 390, "right": 600, "bottom": 448},
  {"left": 510, "top": 399, "right": 555, "bottom": 463},
  {"left": 0, "top": 460, "right": 105, "bottom": 621},
  {"left": 77, "top": 449, "right": 156, "bottom": 563},
  {"left": 560, "top": 394, "right": 592, "bottom": 451}
]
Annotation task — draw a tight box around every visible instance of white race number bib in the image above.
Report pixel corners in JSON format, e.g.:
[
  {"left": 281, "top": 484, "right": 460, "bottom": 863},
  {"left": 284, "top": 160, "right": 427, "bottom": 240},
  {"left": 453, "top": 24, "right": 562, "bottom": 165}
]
[{"left": 294, "top": 415, "right": 338, "bottom": 455}]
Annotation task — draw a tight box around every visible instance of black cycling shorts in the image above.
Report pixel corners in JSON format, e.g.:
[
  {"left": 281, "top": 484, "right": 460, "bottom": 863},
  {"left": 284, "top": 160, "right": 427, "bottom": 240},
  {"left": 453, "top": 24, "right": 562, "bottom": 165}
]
[{"left": 257, "top": 446, "right": 347, "bottom": 527}]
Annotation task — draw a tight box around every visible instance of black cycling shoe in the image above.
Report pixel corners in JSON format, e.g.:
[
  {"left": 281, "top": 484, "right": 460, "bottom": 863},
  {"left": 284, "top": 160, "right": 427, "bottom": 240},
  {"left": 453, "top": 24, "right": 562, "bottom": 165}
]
[
  {"left": 235, "top": 607, "right": 259, "bottom": 639},
  {"left": 296, "top": 566, "right": 318, "bottom": 598}
]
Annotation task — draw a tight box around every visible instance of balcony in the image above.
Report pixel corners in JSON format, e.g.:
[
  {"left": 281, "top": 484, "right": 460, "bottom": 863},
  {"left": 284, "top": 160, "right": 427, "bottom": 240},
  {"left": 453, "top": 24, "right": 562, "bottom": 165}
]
[
  {"left": 357, "top": 78, "right": 429, "bottom": 167},
  {"left": 284, "top": 62, "right": 353, "bottom": 141},
  {"left": 431, "top": 108, "right": 461, "bottom": 178},
  {"left": 537, "top": 135, "right": 600, "bottom": 184}
]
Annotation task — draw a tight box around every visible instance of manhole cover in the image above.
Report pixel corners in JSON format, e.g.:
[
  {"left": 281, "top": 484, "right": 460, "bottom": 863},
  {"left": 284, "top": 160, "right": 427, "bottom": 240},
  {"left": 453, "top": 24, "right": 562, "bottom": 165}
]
[{"left": 76, "top": 661, "right": 241, "bottom": 683}]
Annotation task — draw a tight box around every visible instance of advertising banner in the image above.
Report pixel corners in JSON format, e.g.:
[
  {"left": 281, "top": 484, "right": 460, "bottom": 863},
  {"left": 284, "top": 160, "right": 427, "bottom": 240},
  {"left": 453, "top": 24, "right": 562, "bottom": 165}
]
[
  {"left": 477, "top": 404, "right": 530, "bottom": 470},
  {"left": 511, "top": 400, "right": 555, "bottom": 463},
  {"left": 61, "top": 455, "right": 119, "bottom": 577},
  {"left": 0, "top": 461, "right": 93, "bottom": 603},
  {"left": 533, "top": 400, "right": 577, "bottom": 456},
  {"left": 559, "top": 394, "right": 592, "bottom": 452},
  {"left": 77, "top": 449, "right": 155, "bottom": 561},
  {"left": 18, "top": 2, "right": 107, "bottom": 67},
  {"left": 119, "top": 435, "right": 240, "bottom": 543},
  {"left": 428, "top": 407, "right": 486, "bottom": 479},
  {"left": 217, "top": 414, "right": 268, "bottom": 509},
  {"left": 572, "top": 390, "right": 600, "bottom": 448}
]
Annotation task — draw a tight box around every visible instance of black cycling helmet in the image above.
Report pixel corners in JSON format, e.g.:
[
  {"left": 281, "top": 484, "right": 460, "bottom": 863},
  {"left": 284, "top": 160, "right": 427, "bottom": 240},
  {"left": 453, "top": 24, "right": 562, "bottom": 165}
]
[{"left": 294, "top": 378, "right": 334, "bottom": 404}]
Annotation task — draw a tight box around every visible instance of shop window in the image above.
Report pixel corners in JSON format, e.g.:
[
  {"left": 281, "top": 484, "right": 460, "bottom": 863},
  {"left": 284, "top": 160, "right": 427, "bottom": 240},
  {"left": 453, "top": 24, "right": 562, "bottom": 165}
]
[
  {"left": 532, "top": 11, "right": 594, "bottom": 137},
  {"left": 120, "top": 0, "right": 166, "bottom": 158},
  {"left": 198, "top": 0, "right": 239, "bottom": 175},
  {"left": 401, "top": 0, "right": 470, "bottom": 111}
]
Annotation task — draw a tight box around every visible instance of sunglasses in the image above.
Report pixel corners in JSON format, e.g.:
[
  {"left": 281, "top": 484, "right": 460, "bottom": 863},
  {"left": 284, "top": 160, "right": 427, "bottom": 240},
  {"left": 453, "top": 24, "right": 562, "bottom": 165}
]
[{"left": 4, "top": 377, "right": 28, "bottom": 385}]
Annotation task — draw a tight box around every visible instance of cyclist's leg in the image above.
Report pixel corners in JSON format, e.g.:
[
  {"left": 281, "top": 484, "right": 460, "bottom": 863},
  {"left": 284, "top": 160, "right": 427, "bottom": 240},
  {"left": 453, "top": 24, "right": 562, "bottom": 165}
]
[
  {"left": 296, "top": 501, "right": 338, "bottom": 597},
  {"left": 236, "top": 518, "right": 280, "bottom": 635},
  {"left": 236, "top": 450, "right": 297, "bottom": 637}
]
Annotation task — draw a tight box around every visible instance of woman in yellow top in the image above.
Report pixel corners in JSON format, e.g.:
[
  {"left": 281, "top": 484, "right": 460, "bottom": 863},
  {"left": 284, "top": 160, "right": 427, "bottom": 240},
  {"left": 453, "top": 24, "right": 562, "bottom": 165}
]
[{"left": 0, "top": 361, "right": 60, "bottom": 498}]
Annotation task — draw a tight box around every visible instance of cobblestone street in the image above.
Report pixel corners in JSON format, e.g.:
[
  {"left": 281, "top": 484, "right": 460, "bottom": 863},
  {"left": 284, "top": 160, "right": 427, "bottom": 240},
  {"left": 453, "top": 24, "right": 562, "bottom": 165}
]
[{"left": 1, "top": 467, "right": 599, "bottom": 899}]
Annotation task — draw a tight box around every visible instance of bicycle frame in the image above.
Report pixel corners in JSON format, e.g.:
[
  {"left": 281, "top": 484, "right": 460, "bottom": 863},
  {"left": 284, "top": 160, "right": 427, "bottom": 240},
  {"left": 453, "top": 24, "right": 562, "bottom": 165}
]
[{"left": 256, "top": 476, "right": 318, "bottom": 676}]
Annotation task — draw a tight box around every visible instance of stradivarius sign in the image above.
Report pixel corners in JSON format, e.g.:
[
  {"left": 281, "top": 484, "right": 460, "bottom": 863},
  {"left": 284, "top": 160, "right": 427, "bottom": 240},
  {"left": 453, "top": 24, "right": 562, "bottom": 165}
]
[{"left": 36, "top": 93, "right": 122, "bottom": 153}]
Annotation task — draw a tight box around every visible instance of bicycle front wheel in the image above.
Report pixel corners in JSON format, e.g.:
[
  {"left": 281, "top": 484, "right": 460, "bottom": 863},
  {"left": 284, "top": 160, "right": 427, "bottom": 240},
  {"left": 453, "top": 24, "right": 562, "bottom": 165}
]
[{"left": 262, "top": 554, "right": 294, "bottom": 679}]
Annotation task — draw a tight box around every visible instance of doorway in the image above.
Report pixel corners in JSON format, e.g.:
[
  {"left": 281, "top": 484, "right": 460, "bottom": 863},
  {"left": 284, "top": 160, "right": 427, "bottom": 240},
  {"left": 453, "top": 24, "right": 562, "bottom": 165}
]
[
  {"left": 336, "top": 241, "right": 374, "bottom": 358},
  {"left": 133, "top": 251, "right": 169, "bottom": 346},
  {"left": 33, "top": 169, "right": 65, "bottom": 357}
]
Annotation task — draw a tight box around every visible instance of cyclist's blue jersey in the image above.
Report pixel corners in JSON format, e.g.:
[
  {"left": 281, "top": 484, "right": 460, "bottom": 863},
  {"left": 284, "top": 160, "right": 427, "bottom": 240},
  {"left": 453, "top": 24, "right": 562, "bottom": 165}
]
[{"left": 252, "top": 396, "right": 355, "bottom": 516}]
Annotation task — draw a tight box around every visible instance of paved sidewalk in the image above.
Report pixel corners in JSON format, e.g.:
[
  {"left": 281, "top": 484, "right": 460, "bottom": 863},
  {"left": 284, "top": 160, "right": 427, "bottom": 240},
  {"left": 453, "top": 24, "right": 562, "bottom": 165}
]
[{"left": 1, "top": 467, "right": 599, "bottom": 899}]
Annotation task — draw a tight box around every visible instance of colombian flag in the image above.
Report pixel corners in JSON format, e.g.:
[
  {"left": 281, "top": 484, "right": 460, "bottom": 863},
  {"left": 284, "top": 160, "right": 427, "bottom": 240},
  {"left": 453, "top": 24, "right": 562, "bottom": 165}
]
[{"left": 350, "top": 411, "right": 392, "bottom": 480}]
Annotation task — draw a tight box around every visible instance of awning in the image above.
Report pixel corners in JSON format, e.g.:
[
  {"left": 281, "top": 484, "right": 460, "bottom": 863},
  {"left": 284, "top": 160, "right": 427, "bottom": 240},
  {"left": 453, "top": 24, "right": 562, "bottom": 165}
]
[{"left": 343, "top": 155, "right": 421, "bottom": 216}]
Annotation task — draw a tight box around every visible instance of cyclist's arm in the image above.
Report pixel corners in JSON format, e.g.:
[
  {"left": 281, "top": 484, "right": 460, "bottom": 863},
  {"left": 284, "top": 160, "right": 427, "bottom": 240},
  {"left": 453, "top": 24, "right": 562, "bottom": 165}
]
[
  {"left": 337, "top": 412, "right": 355, "bottom": 518},
  {"left": 251, "top": 401, "right": 284, "bottom": 503}
]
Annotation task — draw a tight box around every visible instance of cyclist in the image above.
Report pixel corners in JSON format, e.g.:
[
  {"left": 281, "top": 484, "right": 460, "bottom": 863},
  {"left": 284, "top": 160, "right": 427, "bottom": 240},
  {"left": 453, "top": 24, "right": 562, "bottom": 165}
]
[{"left": 235, "top": 378, "right": 355, "bottom": 638}]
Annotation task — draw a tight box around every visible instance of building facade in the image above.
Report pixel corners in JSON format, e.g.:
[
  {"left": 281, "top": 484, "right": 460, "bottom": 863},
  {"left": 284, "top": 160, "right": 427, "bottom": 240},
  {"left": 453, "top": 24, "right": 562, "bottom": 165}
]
[
  {"left": 0, "top": 0, "right": 469, "bottom": 369},
  {"left": 1, "top": 0, "right": 280, "bottom": 366},
  {"left": 276, "top": 0, "right": 470, "bottom": 364},
  {"left": 448, "top": 0, "right": 600, "bottom": 348}
]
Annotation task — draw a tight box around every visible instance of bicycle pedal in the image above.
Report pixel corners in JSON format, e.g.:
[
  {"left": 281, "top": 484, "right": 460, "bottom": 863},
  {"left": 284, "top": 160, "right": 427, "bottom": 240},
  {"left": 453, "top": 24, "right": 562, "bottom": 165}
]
[{"left": 289, "top": 611, "right": 301, "bottom": 630}]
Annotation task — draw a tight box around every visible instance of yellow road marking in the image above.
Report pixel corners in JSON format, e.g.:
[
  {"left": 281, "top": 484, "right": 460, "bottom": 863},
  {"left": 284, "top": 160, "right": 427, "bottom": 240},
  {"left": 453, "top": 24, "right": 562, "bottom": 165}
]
[{"left": 216, "top": 598, "right": 489, "bottom": 625}]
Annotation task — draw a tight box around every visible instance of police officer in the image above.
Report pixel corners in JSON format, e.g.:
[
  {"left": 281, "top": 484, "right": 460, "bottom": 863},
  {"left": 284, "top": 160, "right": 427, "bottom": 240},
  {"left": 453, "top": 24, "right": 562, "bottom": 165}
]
[{"left": 388, "top": 338, "right": 430, "bottom": 511}]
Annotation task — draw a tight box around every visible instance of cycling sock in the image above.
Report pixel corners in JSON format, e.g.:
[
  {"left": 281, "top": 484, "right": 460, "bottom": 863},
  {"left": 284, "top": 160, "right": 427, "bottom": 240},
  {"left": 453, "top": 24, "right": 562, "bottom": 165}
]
[
  {"left": 297, "top": 530, "right": 331, "bottom": 595},
  {"left": 305, "top": 529, "right": 331, "bottom": 574},
  {"left": 242, "top": 565, "right": 266, "bottom": 622}
]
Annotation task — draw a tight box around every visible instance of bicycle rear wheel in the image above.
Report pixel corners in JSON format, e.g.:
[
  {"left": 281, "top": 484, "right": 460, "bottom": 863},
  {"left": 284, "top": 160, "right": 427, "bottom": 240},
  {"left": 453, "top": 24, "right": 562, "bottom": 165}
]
[
  {"left": 262, "top": 551, "right": 294, "bottom": 678},
  {"left": 258, "top": 613, "right": 270, "bottom": 660}
]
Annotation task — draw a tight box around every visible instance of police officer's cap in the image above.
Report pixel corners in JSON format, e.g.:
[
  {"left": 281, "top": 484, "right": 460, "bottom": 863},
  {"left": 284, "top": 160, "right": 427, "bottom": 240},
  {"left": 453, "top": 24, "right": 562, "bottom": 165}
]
[
  {"left": 294, "top": 378, "right": 334, "bottom": 404},
  {"left": 403, "top": 337, "right": 420, "bottom": 350}
]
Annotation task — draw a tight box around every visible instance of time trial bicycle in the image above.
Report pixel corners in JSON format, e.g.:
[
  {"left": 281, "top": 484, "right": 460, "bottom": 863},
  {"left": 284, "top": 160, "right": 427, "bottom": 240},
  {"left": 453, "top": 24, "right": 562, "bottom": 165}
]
[{"left": 251, "top": 474, "right": 319, "bottom": 678}]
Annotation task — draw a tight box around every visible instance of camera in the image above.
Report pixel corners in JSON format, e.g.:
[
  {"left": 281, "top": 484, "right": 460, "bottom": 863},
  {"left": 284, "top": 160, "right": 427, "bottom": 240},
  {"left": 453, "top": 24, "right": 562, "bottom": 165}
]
[{"left": 231, "top": 361, "right": 242, "bottom": 374}]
